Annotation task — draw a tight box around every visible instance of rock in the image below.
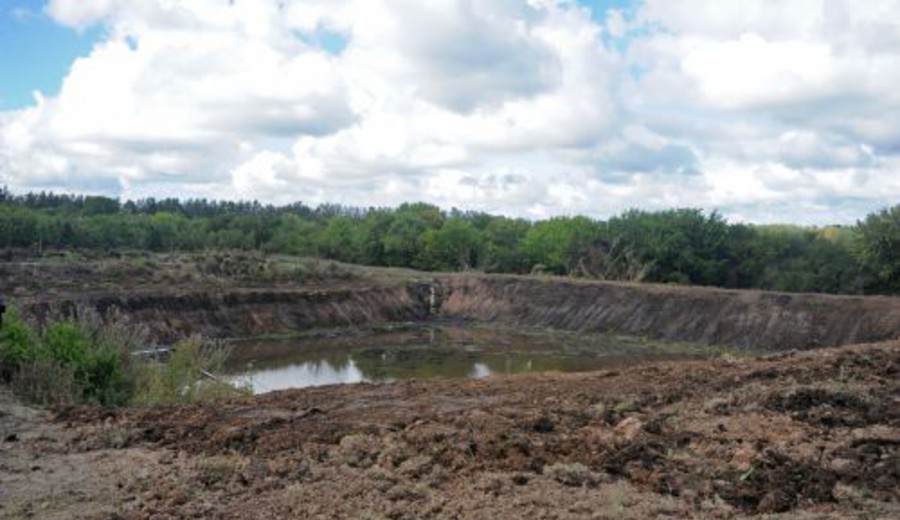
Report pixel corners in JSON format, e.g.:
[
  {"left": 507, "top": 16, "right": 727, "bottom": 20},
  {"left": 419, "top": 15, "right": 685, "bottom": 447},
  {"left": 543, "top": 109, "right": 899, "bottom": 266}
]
[
  {"left": 614, "top": 417, "right": 643, "bottom": 442},
  {"left": 829, "top": 457, "right": 857, "bottom": 473},
  {"left": 757, "top": 490, "right": 792, "bottom": 513},
  {"left": 730, "top": 444, "right": 757, "bottom": 472}
]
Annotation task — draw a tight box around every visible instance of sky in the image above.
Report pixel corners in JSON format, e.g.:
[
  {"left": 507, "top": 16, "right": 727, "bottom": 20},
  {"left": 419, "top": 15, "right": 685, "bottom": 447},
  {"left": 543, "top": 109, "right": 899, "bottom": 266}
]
[{"left": 1, "top": 1, "right": 899, "bottom": 225}]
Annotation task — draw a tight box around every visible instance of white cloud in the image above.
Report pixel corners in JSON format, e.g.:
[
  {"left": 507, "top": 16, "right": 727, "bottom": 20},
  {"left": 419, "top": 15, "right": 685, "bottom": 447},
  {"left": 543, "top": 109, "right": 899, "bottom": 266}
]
[{"left": 0, "top": 0, "right": 899, "bottom": 224}]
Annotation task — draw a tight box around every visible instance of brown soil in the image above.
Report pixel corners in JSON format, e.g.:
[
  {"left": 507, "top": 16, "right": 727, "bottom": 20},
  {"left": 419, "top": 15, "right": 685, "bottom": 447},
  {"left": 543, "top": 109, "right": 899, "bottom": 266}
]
[
  {"left": 8, "top": 255, "right": 900, "bottom": 349},
  {"left": 3, "top": 341, "right": 898, "bottom": 519},
  {"left": 440, "top": 276, "right": 900, "bottom": 350}
]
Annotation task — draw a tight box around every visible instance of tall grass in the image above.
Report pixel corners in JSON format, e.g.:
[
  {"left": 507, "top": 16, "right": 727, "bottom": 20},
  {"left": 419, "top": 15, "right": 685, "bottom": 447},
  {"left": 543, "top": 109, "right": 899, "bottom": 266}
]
[
  {"left": 0, "top": 304, "right": 247, "bottom": 407},
  {"left": 132, "top": 336, "right": 248, "bottom": 405}
]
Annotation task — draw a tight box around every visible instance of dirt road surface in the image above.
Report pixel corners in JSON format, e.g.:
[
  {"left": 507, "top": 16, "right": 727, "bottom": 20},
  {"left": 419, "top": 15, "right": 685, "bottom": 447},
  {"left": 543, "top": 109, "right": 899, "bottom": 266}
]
[{"left": 2, "top": 341, "right": 898, "bottom": 519}]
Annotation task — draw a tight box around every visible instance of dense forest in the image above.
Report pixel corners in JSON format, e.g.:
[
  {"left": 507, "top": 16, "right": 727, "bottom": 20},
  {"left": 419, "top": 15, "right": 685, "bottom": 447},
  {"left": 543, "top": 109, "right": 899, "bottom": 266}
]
[{"left": 1, "top": 187, "right": 898, "bottom": 295}]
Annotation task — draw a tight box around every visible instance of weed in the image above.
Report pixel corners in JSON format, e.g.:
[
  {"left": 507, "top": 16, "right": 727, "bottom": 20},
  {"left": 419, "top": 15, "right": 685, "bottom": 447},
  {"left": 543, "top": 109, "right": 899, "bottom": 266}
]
[
  {"left": 613, "top": 398, "right": 638, "bottom": 415},
  {"left": 606, "top": 484, "right": 632, "bottom": 511},
  {"left": 132, "top": 337, "right": 250, "bottom": 405},
  {"left": 9, "top": 358, "right": 79, "bottom": 407},
  {"left": 196, "top": 454, "right": 243, "bottom": 487},
  {"left": 835, "top": 365, "right": 854, "bottom": 393}
]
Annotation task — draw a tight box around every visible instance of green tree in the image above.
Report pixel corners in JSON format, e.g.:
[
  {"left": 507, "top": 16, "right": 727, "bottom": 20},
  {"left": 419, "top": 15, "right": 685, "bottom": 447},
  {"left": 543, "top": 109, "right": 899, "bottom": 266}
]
[
  {"left": 420, "top": 218, "right": 484, "bottom": 271},
  {"left": 603, "top": 209, "right": 729, "bottom": 285},
  {"left": 521, "top": 216, "right": 599, "bottom": 275},
  {"left": 381, "top": 203, "right": 443, "bottom": 268},
  {"left": 482, "top": 217, "right": 531, "bottom": 273},
  {"left": 317, "top": 216, "right": 361, "bottom": 262},
  {"left": 855, "top": 204, "right": 900, "bottom": 293}
]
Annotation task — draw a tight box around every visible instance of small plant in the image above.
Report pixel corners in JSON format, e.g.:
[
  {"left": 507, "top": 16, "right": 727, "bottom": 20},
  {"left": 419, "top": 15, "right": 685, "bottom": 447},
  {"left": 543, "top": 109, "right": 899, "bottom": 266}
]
[
  {"left": 606, "top": 484, "right": 631, "bottom": 511},
  {"left": 132, "top": 337, "right": 250, "bottom": 405}
]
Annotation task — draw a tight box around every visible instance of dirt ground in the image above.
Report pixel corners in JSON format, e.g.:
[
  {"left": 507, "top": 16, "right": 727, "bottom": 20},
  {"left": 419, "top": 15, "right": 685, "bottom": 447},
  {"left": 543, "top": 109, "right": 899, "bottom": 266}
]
[{"left": 1, "top": 341, "right": 898, "bottom": 519}]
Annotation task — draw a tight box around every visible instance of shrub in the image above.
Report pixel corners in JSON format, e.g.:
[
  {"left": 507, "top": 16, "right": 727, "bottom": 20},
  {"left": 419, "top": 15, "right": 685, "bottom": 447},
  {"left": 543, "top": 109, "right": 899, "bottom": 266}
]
[
  {"left": 0, "top": 307, "right": 38, "bottom": 380},
  {"left": 0, "top": 306, "right": 141, "bottom": 406},
  {"left": 10, "top": 358, "right": 80, "bottom": 407},
  {"left": 132, "top": 336, "right": 249, "bottom": 405},
  {"left": 0, "top": 303, "right": 246, "bottom": 407}
]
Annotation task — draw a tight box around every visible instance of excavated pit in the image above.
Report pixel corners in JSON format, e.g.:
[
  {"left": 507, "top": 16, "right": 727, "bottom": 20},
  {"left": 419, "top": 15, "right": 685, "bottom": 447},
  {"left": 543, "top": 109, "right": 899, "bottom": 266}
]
[{"left": 4, "top": 265, "right": 900, "bottom": 519}]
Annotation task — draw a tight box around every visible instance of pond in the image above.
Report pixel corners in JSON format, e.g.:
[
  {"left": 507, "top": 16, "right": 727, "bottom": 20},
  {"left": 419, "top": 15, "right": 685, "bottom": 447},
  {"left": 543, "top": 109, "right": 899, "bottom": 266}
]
[{"left": 224, "top": 323, "right": 732, "bottom": 394}]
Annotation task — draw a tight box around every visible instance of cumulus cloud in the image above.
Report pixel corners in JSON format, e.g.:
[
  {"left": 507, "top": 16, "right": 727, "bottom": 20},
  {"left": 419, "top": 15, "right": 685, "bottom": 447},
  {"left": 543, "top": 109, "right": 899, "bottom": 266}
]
[{"left": 0, "top": 0, "right": 899, "bottom": 224}]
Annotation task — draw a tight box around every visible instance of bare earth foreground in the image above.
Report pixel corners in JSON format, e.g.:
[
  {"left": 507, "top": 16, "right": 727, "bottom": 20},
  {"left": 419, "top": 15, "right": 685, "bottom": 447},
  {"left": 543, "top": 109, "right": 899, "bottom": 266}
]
[{"left": 1, "top": 341, "right": 898, "bottom": 519}]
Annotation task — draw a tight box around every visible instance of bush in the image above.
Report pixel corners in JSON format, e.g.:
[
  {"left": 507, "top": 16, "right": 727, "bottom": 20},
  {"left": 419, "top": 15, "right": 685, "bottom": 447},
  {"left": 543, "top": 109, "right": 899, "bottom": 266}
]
[
  {"left": 0, "top": 303, "right": 246, "bottom": 407},
  {"left": 0, "top": 307, "right": 38, "bottom": 381},
  {"left": 132, "top": 336, "right": 248, "bottom": 405},
  {"left": 10, "top": 358, "right": 80, "bottom": 407},
  {"left": 0, "top": 306, "right": 141, "bottom": 406}
]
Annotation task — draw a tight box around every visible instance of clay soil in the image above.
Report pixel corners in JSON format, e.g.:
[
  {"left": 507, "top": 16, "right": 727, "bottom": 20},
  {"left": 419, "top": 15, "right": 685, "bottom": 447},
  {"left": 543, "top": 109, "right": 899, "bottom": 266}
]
[{"left": 2, "top": 341, "right": 898, "bottom": 519}]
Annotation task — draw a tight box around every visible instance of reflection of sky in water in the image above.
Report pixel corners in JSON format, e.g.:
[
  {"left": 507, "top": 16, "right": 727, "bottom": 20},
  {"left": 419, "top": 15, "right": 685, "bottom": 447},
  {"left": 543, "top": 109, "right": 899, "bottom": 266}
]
[
  {"left": 469, "top": 362, "right": 491, "bottom": 379},
  {"left": 242, "top": 358, "right": 367, "bottom": 393},
  {"left": 225, "top": 325, "right": 713, "bottom": 394}
]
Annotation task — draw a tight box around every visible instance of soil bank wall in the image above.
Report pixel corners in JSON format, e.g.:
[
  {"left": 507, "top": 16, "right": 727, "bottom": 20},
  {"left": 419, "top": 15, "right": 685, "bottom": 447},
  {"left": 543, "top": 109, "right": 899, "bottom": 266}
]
[
  {"left": 439, "top": 276, "right": 900, "bottom": 350},
  {"left": 20, "top": 276, "right": 900, "bottom": 350},
  {"left": 24, "top": 285, "right": 430, "bottom": 342}
]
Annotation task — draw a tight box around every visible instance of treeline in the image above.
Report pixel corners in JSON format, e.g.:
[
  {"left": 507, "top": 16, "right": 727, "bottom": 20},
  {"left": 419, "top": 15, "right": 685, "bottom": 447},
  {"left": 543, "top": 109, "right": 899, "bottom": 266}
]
[{"left": 2, "top": 187, "right": 899, "bottom": 295}]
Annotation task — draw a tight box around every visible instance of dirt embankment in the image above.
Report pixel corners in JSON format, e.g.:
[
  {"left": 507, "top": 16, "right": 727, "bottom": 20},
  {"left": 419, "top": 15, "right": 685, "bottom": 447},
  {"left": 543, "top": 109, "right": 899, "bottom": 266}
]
[
  {"left": 439, "top": 276, "right": 900, "bottom": 350},
  {"left": 3, "top": 341, "right": 898, "bottom": 519},
  {"left": 24, "top": 284, "right": 432, "bottom": 342},
  {"left": 16, "top": 272, "right": 900, "bottom": 349}
]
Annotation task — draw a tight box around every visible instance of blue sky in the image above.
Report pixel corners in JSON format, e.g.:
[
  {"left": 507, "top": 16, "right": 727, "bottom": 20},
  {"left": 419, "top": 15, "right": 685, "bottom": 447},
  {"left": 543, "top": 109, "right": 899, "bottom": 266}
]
[
  {"left": 0, "top": 0, "right": 100, "bottom": 109},
  {"left": 1, "top": 0, "right": 899, "bottom": 225}
]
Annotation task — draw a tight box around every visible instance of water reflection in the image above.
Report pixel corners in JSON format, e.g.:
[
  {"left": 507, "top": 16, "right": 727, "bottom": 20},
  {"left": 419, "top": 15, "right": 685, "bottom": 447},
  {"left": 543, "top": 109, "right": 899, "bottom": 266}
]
[
  {"left": 224, "top": 324, "right": 714, "bottom": 394},
  {"left": 242, "top": 358, "right": 367, "bottom": 391}
]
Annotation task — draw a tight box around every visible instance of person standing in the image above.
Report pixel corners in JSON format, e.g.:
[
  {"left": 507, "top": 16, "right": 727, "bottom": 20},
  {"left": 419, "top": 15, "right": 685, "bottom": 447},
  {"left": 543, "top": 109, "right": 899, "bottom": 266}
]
[{"left": 0, "top": 292, "right": 6, "bottom": 328}]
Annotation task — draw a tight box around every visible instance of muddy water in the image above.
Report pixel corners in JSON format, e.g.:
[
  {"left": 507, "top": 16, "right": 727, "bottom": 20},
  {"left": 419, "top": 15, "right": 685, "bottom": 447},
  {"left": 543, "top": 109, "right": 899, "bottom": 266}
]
[{"left": 224, "top": 324, "right": 729, "bottom": 394}]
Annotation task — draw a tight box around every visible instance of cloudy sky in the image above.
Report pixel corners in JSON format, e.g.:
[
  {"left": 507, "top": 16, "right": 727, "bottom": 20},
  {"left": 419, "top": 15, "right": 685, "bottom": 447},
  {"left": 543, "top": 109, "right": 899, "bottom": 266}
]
[{"left": 1, "top": 0, "right": 898, "bottom": 224}]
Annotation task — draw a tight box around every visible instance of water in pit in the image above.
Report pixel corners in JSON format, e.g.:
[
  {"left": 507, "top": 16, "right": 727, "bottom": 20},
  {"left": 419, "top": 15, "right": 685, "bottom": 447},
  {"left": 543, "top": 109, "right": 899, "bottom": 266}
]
[{"left": 224, "top": 324, "right": 732, "bottom": 394}]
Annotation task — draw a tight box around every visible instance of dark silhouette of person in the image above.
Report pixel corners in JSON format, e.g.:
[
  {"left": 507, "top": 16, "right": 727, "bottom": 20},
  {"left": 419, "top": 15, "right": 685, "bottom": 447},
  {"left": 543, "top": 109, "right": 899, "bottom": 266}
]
[{"left": 0, "top": 292, "right": 6, "bottom": 328}]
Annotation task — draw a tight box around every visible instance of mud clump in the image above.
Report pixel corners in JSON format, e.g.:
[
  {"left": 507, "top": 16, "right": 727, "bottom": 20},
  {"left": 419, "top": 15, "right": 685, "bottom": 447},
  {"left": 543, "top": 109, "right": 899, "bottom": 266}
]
[
  {"left": 765, "top": 387, "right": 897, "bottom": 427},
  {"left": 767, "top": 388, "right": 869, "bottom": 424},
  {"left": 832, "top": 438, "right": 900, "bottom": 501},
  {"left": 715, "top": 450, "right": 837, "bottom": 513}
]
